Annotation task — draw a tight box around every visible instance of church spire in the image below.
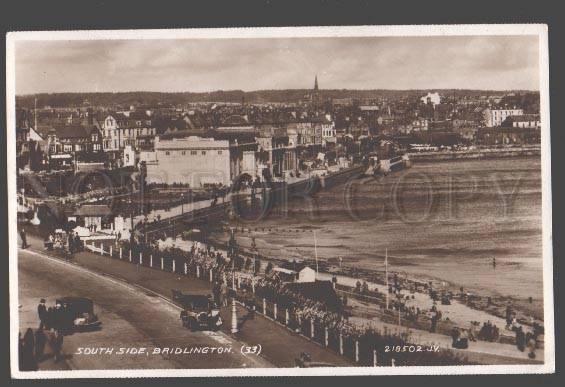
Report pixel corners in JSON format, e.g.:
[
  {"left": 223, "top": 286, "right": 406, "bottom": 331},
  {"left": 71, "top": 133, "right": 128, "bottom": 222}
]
[{"left": 314, "top": 75, "right": 319, "bottom": 91}]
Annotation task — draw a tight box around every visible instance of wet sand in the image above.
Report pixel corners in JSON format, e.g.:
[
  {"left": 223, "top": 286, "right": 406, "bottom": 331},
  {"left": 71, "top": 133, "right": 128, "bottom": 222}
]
[{"left": 213, "top": 157, "right": 544, "bottom": 318}]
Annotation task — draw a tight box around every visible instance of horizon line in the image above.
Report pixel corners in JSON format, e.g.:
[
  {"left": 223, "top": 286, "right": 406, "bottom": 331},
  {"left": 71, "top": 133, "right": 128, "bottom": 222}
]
[{"left": 16, "top": 88, "right": 540, "bottom": 97}]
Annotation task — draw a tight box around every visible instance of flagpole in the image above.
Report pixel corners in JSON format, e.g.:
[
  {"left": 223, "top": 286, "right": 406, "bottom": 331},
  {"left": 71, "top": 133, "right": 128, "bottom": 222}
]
[
  {"left": 314, "top": 230, "right": 319, "bottom": 278},
  {"left": 385, "top": 248, "right": 389, "bottom": 310}
]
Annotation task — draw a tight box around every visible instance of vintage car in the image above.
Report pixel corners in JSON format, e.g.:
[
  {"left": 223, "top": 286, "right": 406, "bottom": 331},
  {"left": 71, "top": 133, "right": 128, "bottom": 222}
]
[
  {"left": 294, "top": 352, "right": 336, "bottom": 368},
  {"left": 56, "top": 297, "right": 102, "bottom": 331},
  {"left": 175, "top": 292, "right": 222, "bottom": 331}
]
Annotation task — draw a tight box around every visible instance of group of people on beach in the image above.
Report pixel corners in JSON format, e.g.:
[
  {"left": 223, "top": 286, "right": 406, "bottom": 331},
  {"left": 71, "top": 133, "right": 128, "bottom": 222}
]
[
  {"left": 122, "top": 237, "right": 544, "bottom": 360},
  {"left": 505, "top": 305, "right": 543, "bottom": 359}
]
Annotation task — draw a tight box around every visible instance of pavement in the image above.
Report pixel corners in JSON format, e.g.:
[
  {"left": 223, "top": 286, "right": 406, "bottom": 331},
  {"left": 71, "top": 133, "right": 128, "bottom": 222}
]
[
  {"left": 19, "top": 234, "right": 352, "bottom": 369},
  {"left": 19, "top": 233, "right": 542, "bottom": 367},
  {"left": 18, "top": 248, "right": 272, "bottom": 370}
]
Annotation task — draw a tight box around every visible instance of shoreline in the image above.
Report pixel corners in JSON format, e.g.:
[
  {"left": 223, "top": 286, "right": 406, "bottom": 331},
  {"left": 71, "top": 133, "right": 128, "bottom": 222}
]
[
  {"left": 207, "top": 231, "right": 544, "bottom": 325},
  {"left": 407, "top": 146, "right": 540, "bottom": 163}
]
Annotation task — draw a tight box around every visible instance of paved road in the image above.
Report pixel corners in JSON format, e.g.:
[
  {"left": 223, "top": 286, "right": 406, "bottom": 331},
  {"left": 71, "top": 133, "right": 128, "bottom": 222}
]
[
  {"left": 21, "top": 234, "right": 353, "bottom": 368},
  {"left": 18, "top": 249, "right": 272, "bottom": 370}
]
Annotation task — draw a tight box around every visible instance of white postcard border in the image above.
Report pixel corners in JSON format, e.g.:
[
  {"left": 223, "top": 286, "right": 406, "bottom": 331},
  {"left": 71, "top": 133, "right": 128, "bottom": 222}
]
[{"left": 6, "top": 24, "right": 554, "bottom": 378}]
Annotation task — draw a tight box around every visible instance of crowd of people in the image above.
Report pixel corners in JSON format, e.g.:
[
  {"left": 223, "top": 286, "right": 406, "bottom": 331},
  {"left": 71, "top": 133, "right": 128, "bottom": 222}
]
[
  {"left": 19, "top": 299, "right": 67, "bottom": 371},
  {"left": 119, "top": 238, "right": 545, "bottom": 360},
  {"left": 43, "top": 230, "right": 83, "bottom": 254}
]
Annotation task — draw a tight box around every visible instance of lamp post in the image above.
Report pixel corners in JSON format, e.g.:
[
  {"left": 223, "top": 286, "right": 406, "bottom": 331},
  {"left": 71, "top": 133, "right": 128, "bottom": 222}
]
[
  {"left": 251, "top": 237, "right": 257, "bottom": 274},
  {"left": 181, "top": 193, "right": 185, "bottom": 215},
  {"left": 229, "top": 227, "right": 238, "bottom": 334},
  {"left": 385, "top": 248, "right": 389, "bottom": 310},
  {"left": 144, "top": 214, "right": 148, "bottom": 245},
  {"left": 128, "top": 195, "right": 134, "bottom": 245}
]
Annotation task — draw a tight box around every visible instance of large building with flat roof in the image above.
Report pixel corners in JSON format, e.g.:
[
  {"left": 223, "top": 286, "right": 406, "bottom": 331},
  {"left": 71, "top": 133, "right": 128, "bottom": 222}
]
[{"left": 144, "top": 136, "right": 231, "bottom": 187}]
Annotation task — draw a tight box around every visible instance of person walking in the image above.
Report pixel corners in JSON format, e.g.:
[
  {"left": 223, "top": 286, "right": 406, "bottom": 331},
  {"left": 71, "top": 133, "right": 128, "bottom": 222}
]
[
  {"left": 20, "top": 228, "right": 28, "bottom": 249},
  {"left": 21, "top": 328, "right": 37, "bottom": 371},
  {"left": 212, "top": 281, "right": 221, "bottom": 307},
  {"left": 45, "top": 306, "right": 54, "bottom": 330},
  {"left": 18, "top": 333, "right": 24, "bottom": 371},
  {"left": 220, "top": 281, "right": 228, "bottom": 307},
  {"left": 37, "top": 299, "right": 47, "bottom": 329},
  {"left": 516, "top": 327, "right": 526, "bottom": 352},
  {"left": 75, "top": 232, "right": 82, "bottom": 252},
  {"left": 52, "top": 330, "right": 64, "bottom": 363},
  {"left": 527, "top": 335, "right": 537, "bottom": 359},
  {"left": 34, "top": 327, "right": 47, "bottom": 362}
]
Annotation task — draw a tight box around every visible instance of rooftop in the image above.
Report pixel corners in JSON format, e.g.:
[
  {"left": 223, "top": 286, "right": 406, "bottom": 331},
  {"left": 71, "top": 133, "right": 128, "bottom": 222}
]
[{"left": 74, "top": 204, "right": 113, "bottom": 217}]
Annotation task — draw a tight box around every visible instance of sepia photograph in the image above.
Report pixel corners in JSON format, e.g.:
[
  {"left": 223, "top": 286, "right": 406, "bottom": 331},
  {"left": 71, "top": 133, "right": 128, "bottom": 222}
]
[{"left": 6, "top": 25, "right": 553, "bottom": 377}]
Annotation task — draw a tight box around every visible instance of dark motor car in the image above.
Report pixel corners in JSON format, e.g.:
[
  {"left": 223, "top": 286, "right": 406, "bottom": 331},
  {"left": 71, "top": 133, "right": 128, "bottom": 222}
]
[
  {"left": 175, "top": 292, "right": 222, "bottom": 331},
  {"left": 56, "top": 297, "right": 102, "bottom": 331}
]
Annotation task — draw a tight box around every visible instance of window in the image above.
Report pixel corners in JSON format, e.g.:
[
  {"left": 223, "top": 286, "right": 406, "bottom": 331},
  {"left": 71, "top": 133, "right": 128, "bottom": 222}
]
[
  {"left": 217, "top": 150, "right": 222, "bottom": 155},
  {"left": 191, "top": 150, "right": 197, "bottom": 155},
  {"left": 165, "top": 151, "right": 170, "bottom": 156},
  {"left": 201, "top": 151, "right": 206, "bottom": 155},
  {"left": 182, "top": 151, "right": 186, "bottom": 155}
]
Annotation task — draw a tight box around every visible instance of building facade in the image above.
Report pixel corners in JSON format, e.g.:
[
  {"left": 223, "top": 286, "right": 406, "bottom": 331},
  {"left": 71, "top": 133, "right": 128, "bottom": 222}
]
[
  {"left": 100, "top": 114, "right": 157, "bottom": 152},
  {"left": 145, "top": 136, "right": 231, "bottom": 186},
  {"left": 420, "top": 92, "right": 441, "bottom": 106},
  {"left": 503, "top": 115, "right": 541, "bottom": 129},
  {"left": 482, "top": 108, "right": 524, "bottom": 127}
]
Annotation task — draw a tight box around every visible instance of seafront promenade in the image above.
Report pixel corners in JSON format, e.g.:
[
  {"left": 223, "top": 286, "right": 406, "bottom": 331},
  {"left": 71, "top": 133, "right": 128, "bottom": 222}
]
[
  {"left": 20, "top": 231, "right": 544, "bottom": 366},
  {"left": 408, "top": 145, "right": 541, "bottom": 162}
]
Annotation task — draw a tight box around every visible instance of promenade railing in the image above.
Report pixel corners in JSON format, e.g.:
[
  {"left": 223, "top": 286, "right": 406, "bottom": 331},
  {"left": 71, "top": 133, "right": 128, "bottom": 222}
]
[{"left": 83, "top": 239, "right": 473, "bottom": 366}]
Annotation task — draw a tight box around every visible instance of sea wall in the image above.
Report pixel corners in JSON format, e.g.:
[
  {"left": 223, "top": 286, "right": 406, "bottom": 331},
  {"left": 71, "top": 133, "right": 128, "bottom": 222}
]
[{"left": 408, "top": 146, "right": 541, "bottom": 162}]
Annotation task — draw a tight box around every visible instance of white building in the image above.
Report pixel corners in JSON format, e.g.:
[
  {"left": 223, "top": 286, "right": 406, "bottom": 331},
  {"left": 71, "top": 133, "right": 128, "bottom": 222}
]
[
  {"left": 421, "top": 92, "right": 441, "bottom": 106},
  {"left": 123, "top": 145, "right": 136, "bottom": 167},
  {"left": 100, "top": 114, "right": 156, "bottom": 152},
  {"left": 321, "top": 114, "right": 337, "bottom": 146},
  {"left": 505, "top": 115, "right": 541, "bottom": 129},
  {"left": 272, "top": 265, "right": 317, "bottom": 283},
  {"left": 483, "top": 108, "right": 524, "bottom": 127},
  {"left": 144, "top": 136, "right": 231, "bottom": 187},
  {"left": 296, "top": 266, "right": 317, "bottom": 283}
]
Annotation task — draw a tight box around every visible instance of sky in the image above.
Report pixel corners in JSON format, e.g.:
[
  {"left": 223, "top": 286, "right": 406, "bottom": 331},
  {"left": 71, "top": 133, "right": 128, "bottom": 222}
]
[{"left": 15, "top": 35, "right": 540, "bottom": 94}]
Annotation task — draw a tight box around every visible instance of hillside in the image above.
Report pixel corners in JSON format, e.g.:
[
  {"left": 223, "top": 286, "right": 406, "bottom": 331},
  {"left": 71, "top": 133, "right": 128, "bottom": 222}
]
[{"left": 15, "top": 89, "right": 537, "bottom": 109}]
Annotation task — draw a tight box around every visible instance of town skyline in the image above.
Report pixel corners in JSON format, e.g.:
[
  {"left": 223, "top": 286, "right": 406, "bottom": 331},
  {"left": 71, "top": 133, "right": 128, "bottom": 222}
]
[
  {"left": 15, "top": 35, "right": 540, "bottom": 94},
  {"left": 16, "top": 86, "right": 538, "bottom": 97}
]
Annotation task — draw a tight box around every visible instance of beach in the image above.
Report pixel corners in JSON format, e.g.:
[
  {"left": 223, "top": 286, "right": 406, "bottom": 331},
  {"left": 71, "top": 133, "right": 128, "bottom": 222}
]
[{"left": 212, "top": 157, "right": 544, "bottom": 313}]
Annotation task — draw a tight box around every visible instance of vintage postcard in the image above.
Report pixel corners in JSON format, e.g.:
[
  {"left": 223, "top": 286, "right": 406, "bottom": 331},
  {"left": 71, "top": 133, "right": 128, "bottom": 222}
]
[{"left": 7, "top": 25, "right": 553, "bottom": 377}]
